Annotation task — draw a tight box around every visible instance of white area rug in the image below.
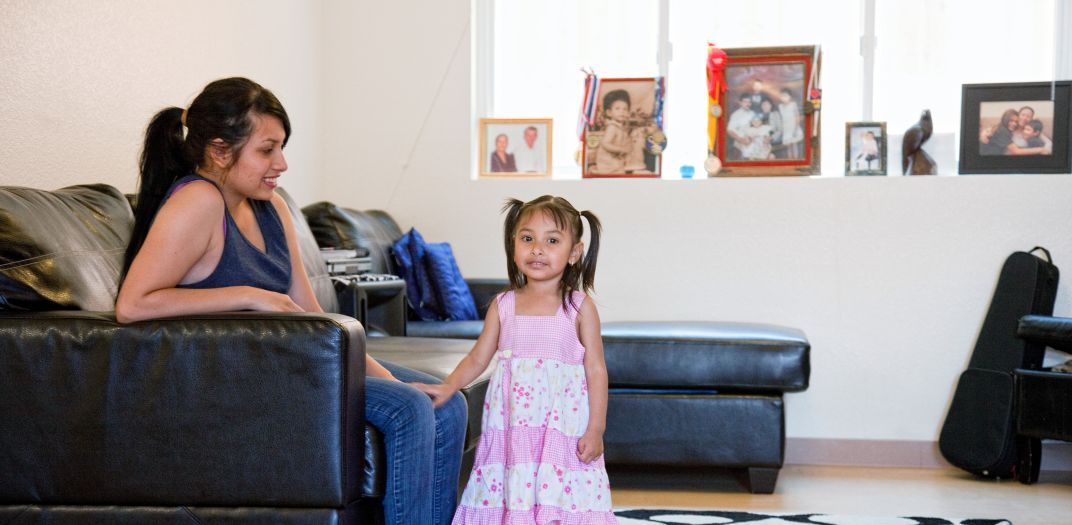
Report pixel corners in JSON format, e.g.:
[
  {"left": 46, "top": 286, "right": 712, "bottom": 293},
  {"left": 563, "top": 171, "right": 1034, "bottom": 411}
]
[{"left": 613, "top": 509, "right": 1012, "bottom": 525}]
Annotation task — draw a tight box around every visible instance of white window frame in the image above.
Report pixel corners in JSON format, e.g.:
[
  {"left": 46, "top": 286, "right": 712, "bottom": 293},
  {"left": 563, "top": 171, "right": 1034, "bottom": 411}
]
[{"left": 473, "top": 1, "right": 1071, "bottom": 178}]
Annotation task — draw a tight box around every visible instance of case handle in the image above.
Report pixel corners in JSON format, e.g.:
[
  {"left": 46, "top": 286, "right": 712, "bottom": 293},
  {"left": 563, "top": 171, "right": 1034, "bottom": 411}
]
[{"left": 1028, "top": 246, "right": 1052, "bottom": 264}]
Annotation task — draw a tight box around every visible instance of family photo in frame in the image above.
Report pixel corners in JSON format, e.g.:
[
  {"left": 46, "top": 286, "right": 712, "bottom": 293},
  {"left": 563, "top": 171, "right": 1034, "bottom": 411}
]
[
  {"left": 581, "top": 77, "right": 662, "bottom": 178},
  {"left": 478, "top": 118, "right": 553, "bottom": 178},
  {"left": 958, "top": 81, "right": 1071, "bottom": 175},
  {"left": 845, "top": 122, "right": 887, "bottom": 176},
  {"left": 712, "top": 45, "right": 821, "bottom": 177}
]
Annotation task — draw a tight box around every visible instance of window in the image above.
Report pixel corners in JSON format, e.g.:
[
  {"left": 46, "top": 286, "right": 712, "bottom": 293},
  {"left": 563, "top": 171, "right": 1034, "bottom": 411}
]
[{"left": 478, "top": 0, "right": 1060, "bottom": 179}]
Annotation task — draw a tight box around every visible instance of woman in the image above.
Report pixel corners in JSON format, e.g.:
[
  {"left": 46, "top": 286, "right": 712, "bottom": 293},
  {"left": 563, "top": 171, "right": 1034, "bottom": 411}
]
[
  {"left": 115, "top": 77, "right": 466, "bottom": 525},
  {"left": 489, "top": 133, "right": 517, "bottom": 172}
]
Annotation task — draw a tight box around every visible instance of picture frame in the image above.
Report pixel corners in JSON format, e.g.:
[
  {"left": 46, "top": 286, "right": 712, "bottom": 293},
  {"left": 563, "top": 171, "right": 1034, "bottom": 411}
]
[
  {"left": 479, "top": 118, "right": 553, "bottom": 178},
  {"left": 958, "top": 81, "right": 1071, "bottom": 175},
  {"left": 845, "top": 122, "right": 887, "bottom": 176},
  {"left": 581, "top": 77, "right": 663, "bottom": 178},
  {"left": 710, "top": 45, "right": 821, "bottom": 177}
]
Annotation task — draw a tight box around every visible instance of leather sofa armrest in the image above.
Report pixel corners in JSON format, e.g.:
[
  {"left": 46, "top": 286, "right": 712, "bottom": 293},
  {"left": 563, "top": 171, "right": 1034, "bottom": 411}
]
[
  {"left": 466, "top": 278, "right": 507, "bottom": 318},
  {"left": 0, "top": 311, "right": 365, "bottom": 508},
  {"left": 1018, "top": 314, "right": 1072, "bottom": 354}
]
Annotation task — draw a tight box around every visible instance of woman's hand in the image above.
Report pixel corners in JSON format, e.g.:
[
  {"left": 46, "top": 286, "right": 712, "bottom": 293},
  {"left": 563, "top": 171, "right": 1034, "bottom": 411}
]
[
  {"left": 577, "top": 429, "right": 605, "bottom": 463},
  {"left": 245, "top": 287, "right": 305, "bottom": 312},
  {"left": 412, "top": 383, "right": 458, "bottom": 408}
]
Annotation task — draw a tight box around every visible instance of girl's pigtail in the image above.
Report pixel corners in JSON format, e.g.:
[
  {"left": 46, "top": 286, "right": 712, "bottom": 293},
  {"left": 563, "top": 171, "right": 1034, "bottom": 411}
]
[
  {"left": 123, "top": 106, "right": 190, "bottom": 277},
  {"left": 501, "top": 198, "right": 525, "bottom": 289},
  {"left": 578, "top": 210, "right": 601, "bottom": 295}
]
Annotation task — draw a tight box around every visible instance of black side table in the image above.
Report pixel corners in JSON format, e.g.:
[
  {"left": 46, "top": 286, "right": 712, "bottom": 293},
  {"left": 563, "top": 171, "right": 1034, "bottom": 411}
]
[{"left": 333, "top": 276, "right": 407, "bottom": 336}]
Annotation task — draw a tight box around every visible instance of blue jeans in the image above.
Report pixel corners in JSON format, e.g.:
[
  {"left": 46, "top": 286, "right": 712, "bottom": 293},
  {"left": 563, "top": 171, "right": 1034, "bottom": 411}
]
[{"left": 366, "top": 359, "right": 467, "bottom": 525}]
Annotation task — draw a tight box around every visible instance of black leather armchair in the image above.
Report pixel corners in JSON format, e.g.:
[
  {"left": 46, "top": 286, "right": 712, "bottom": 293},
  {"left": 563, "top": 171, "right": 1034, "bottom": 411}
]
[
  {"left": 1014, "top": 314, "right": 1072, "bottom": 484},
  {"left": 0, "top": 184, "right": 372, "bottom": 523}
]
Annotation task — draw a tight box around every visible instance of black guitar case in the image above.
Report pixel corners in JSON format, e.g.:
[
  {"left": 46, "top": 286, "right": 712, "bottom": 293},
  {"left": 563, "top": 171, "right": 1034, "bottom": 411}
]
[{"left": 939, "top": 247, "right": 1059, "bottom": 478}]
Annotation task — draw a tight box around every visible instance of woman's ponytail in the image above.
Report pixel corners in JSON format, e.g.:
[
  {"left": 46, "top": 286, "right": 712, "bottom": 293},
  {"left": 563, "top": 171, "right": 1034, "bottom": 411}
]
[{"left": 122, "top": 106, "right": 189, "bottom": 276}]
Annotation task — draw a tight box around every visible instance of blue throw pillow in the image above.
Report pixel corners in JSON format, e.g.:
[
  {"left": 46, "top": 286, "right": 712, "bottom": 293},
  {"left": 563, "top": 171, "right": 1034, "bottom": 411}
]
[
  {"left": 392, "top": 228, "right": 440, "bottom": 320},
  {"left": 424, "top": 242, "right": 479, "bottom": 321}
]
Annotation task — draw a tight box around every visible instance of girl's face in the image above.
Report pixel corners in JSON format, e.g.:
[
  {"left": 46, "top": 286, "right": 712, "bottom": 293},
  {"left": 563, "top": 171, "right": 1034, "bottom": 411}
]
[
  {"left": 221, "top": 113, "right": 288, "bottom": 201},
  {"left": 1007, "top": 116, "right": 1020, "bottom": 131},
  {"left": 513, "top": 209, "right": 582, "bottom": 286},
  {"left": 606, "top": 99, "right": 629, "bottom": 124},
  {"left": 760, "top": 100, "right": 773, "bottom": 112},
  {"left": 780, "top": 91, "right": 791, "bottom": 103}
]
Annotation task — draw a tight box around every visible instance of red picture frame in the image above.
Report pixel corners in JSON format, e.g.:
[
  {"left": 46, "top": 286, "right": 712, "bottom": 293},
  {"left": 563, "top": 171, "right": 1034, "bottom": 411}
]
[
  {"left": 582, "top": 77, "right": 663, "bottom": 178},
  {"left": 711, "top": 46, "right": 821, "bottom": 177}
]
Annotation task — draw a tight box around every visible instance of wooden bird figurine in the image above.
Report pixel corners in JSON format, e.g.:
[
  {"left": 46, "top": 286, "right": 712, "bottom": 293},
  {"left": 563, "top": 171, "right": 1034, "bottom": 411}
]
[{"left": 902, "top": 109, "right": 936, "bottom": 175}]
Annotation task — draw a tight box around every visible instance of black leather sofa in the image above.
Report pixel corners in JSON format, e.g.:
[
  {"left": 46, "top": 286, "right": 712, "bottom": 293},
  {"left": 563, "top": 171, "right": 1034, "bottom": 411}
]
[
  {"left": 0, "top": 184, "right": 490, "bottom": 524},
  {"left": 301, "top": 201, "right": 812, "bottom": 493}
]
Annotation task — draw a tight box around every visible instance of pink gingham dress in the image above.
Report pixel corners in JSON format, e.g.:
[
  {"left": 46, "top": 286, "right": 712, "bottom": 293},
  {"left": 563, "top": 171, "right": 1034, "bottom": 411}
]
[{"left": 453, "top": 291, "right": 617, "bottom": 525}]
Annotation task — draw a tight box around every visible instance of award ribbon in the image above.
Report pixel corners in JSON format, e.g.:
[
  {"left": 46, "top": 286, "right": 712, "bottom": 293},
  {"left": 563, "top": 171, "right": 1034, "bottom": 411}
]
[
  {"left": 706, "top": 44, "right": 728, "bottom": 154},
  {"left": 577, "top": 68, "right": 600, "bottom": 141},
  {"left": 806, "top": 46, "right": 821, "bottom": 136}
]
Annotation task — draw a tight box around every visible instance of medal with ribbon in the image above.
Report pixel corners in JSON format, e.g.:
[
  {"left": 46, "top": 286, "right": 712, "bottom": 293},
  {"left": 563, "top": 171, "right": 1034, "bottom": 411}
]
[
  {"left": 645, "top": 76, "right": 668, "bottom": 156},
  {"left": 706, "top": 43, "right": 728, "bottom": 175}
]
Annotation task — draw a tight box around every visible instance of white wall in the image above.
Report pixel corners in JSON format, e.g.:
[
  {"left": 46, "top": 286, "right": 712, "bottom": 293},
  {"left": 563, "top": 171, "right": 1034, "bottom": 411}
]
[
  {"left": 3, "top": 0, "right": 1071, "bottom": 446},
  {"left": 320, "top": 0, "right": 1072, "bottom": 443},
  {"left": 0, "top": 0, "right": 325, "bottom": 205}
]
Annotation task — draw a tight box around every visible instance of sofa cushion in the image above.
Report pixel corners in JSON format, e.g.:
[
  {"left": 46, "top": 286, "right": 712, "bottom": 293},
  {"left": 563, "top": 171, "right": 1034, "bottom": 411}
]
[
  {"left": 277, "top": 188, "right": 339, "bottom": 314},
  {"left": 422, "top": 240, "right": 479, "bottom": 321},
  {"left": 407, "top": 320, "right": 485, "bottom": 339},
  {"left": 301, "top": 202, "right": 402, "bottom": 275},
  {"left": 393, "top": 228, "right": 478, "bottom": 322},
  {"left": 0, "top": 184, "right": 132, "bottom": 311},
  {"left": 392, "top": 228, "right": 439, "bottom": 320},
  {"left": 601, "top": 321, "right": 810, "bottom": 392}
]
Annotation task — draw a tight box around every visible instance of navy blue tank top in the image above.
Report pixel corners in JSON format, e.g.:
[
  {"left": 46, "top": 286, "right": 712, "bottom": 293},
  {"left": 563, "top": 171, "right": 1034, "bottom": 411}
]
[{"left": 167, "top": 174, "right": 291, "bottom": 294}]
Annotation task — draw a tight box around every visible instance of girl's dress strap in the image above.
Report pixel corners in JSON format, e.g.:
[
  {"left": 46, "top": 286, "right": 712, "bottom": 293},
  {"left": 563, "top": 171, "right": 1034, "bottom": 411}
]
[{"left": 496, "top": 290, "right": 515, "bottom": 322}]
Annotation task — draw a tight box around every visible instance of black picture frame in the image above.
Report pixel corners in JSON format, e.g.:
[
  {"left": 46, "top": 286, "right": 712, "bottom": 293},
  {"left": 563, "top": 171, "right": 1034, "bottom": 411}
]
[{"left": 958, "top": 81, "right": 1071, "bottom": 175}]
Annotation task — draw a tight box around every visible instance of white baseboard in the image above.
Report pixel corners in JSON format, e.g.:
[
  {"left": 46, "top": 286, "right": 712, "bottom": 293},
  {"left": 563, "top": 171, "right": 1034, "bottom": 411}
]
[{"left": 785, "top": 437, "right": 1072, "bottom": 471}]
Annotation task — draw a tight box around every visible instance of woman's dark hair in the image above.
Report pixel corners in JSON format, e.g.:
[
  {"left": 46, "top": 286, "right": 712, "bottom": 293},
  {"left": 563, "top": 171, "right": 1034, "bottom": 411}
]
[
  {"left": 501, "top": 195, "right": 601, "bottom": 312},
  {"left": 122, "top": 77, "right": 290, "bottom": 276},
  {"left": 999, "top": 108, "right": 1020, "bottom": 130}
]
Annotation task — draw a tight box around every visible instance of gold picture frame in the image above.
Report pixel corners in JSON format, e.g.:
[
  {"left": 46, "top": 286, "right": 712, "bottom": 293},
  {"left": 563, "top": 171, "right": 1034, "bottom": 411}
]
[{"left": 478, "top": 118, "right": 553, "bottom": 178}]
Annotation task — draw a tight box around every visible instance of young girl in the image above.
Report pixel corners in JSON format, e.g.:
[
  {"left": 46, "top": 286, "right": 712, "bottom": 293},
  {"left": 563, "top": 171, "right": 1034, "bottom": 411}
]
[
  {"left": 415, "top": 195, "right": 618, "bottom": 524},
  {"left": 594, "top": 89, "right": 632, "bottom": 174}
]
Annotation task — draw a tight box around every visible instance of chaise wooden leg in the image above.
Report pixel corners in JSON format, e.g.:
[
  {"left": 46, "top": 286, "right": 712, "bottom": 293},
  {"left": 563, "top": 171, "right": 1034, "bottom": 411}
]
[{"left": 735, "top": 467, "right": 779, "bottom": 494}]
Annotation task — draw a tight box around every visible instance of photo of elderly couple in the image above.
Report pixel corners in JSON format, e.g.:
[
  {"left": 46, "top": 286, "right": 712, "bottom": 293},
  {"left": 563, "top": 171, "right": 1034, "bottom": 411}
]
[{"left": 482, "top": 121, "right": 551, "bottom": 175}]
